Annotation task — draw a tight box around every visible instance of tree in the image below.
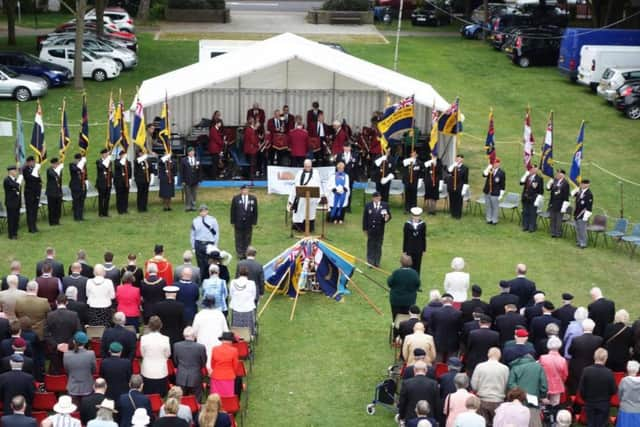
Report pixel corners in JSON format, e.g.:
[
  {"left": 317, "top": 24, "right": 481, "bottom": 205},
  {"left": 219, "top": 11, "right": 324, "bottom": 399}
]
[
  {"left": 75, "top": 0, "right": 87, "bottom": 90},
  {"left": 95, "top": 0, "right": 106, "bottom": 37},
  {"left": 137, "top": 0, "right": 152, "bottom": 22},
  {"left": 5, "top": 0, "right": 17, "bottom": 46}
]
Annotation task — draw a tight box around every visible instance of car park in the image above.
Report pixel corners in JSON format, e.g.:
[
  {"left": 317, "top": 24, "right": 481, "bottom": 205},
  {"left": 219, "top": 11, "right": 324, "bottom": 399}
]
[
  {"left": 0, "top": 65, "right": 47, "bottom": 101},
  {"left": 614, "top": 80, "right": 640, "bottom": 120},
  {"left": 597, "top": 68, "right": 640, "bottom": 102},
  {"left": 86, "top": 7, "right": 135, "bottom": 33},
  {"left": 0, "top": 51, "right": 71, "bottom": 87},
  {"left": 577, "top": 45, "right": 640, "bottom": 91},
  {"left": 471, "top": 3, "right": 516, "bottom": 24},
  {"left": 51, "top": 23, "right": 137, "bottom": 51},
  {"left": 43, "top": 36, "right": 137, "bottom": 70},
  {"left": 39, "top": 47, "right": 120, "bottom": 81},
  {"left": 410, "top": 4, "right": 451, "bottom": 26},
  {"left": 503, "top": 27, "right": 564, "bottom": 67}
]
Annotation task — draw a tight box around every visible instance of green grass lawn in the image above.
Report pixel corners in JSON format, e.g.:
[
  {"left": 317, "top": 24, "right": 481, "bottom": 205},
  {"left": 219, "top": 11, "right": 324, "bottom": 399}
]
[
  {"left": 0, "top": 33, "right": 638, "bottom": 426},
  {"left": 0, "top": 11, "right": 74, "bottom": 29}
]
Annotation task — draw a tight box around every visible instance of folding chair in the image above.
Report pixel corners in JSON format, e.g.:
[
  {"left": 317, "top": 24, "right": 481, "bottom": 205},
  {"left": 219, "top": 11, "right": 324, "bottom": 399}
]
[
  {"left": 147, "top": 393, "right": 163, "bottom": 415},
  {"left": 221, "top": 395, "right": 243, "bottom": 427},
  {"left": 33, "top": 392, "right": 57, "bottom": 411},
  {"left": 472, "top": 195, "right": 485, "bottom": 216},
  {"left": 44, "top": 374, "right": 68, "bottom": 393},
  {"left": 586, "top": 214, "right": 607, "bottom": 247},
  {"left": 389, "top": 179, "right": 404, "bottom": 201},
  {"left": 605, "top": 217, "right": 628, "bottom": 247},
  {"left": 0, "top": 202, "right": 7, "bottom": 232},
  {"left": 85, "top": 325, "right": 106, "bottom": 340},
  {"left": 85, "top": 181, "right": 99, "bottom": 207},
  {"left": 389, "top": 313, "right": 410, "bottom": 347},
  {"left": 499, "top": 192, "right": 521, "bottom": 222},
  {"left": 621, "top": 223, "right": 640, "bottom": 256},
  {"left": 362, "top": 179, "right": 377, "bottom": 205},
  {"left": 181, "top": 395, "right": 200, "bottom": 413}
]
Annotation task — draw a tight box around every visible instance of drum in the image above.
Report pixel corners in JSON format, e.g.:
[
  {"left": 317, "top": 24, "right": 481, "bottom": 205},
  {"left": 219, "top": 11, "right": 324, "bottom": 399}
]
[
  {"left": 272, "top": 133, "right": 289, "bottom": 151},
  {"left": 308, "top": 136, "right": 321, "bottom": 152}
]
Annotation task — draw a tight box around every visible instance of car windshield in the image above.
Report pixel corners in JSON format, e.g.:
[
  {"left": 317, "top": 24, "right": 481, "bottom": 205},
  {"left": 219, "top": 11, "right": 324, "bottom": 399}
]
[{"left": 0, "top": 65, "right": 19, "bottom": 78}]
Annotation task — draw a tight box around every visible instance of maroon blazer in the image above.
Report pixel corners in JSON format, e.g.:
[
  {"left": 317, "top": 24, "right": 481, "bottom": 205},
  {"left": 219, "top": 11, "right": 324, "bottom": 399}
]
[
  {"left": 306, "top": 109, "right": 323, "bottom": 131},
  {"left": 36, "top": 276, "right": 60, "bottom": 309},
  {"left": 246, "top": 108, "right": 265, "bottom": 125}
]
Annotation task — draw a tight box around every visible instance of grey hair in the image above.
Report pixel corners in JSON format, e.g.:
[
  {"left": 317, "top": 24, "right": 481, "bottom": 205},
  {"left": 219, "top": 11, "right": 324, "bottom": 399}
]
[
  {"left": 209, "top": 264, "right": 219, "bottom": 275},
  {"left": 147, "top": 263, "right": 158, "bottom": 274},
  {"left": 615, "top": 309, "right": 630, "bottom": 325},
  {"left": 182, "top": 250, "right": 193, "bottom": 262},
  {"left": 454, "top": 373, "right": 469, "bottom": 389},
  {"left": 627, "top": 360, "right": 640, "bottom": 376},
  {"left": 113, "top": 312, "right": 126, "bottom": 326},
  {"left": 451, "top": 257, "right": 465, "bottom": 271},
  {"left": 574, "top": 307, "right": 588, "bottom": 321},
  {"left": 5, "top": 275, "right": 17, "bottom": 287},
  {"left": 26, "top": 281, "right": 38, "bottom": 292},
  {"left": 547, "top": 336, "right": 562, "bottom": 350}
]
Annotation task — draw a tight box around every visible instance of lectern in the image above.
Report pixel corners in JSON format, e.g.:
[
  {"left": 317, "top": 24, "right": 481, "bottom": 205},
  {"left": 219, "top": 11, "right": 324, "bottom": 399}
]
[{"left": 295, "top": 185, "right": 320, "bottom": 236}]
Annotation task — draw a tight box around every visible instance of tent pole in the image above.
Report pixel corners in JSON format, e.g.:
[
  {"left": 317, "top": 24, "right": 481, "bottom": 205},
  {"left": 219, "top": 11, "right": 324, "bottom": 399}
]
[
  {"left": 331, "top": 72, "right": 336, "bottom": 122},
  {"left": 237, "top": 77, "right": 242, "bottom": 126},
  {"left": 258, "top": 267, "right": 290, "bottom": 319},
  {"left": 337, "top": 266, "right": 384, "bottom": 316},
  {"left": 285, "top": 60, "right": 289, "bottom": 105}
]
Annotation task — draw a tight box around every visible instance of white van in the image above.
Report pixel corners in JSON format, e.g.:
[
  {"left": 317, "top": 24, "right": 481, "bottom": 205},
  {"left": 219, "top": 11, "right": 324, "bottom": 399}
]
[{"left": 577, "top": 45, "right": 640, "bottom": 91}]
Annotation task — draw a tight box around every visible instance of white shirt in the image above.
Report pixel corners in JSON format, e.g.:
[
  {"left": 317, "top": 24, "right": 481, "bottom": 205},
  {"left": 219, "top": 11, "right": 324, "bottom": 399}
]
[
  {"left": 229, "top": 277, "right": 257, "bottom": 312},
  {"left": 86, "top": 276, "right": 115, "bottom": 308},
  {"left": 140, "top": 331, "right": 171, "bottom": 379},
  {"left": 443, "top": 271, "right": 470, "bottom": 303},
  {"left": 192, "top": 308, "right": 229, "bottom": 361}
]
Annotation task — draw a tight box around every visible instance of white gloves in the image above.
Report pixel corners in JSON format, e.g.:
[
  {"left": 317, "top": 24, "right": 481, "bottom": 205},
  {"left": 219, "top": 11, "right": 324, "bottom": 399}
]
[
  {"left": 461, "top": 184, "right": 469, "bottom": 196},
  {"left": 583, "top": 210, "right": 592, "bottom": 221},
  {"left": 499, "top": 190, "right": 505, "bottom": 200},
  {"left": 448, "top": 163, "right": 456, "bottom": 173},
  {"left": 16, "top": 174, "right": 24, "bottom": 185},
  {"left": 336, "top": 185, "right": 344, "bottom": 194},
  {"left": 374, "top": 155, "right": 387, "bottom": 167},
  {"left": 54, "top": 164, "right": 64, "bottom": 175},
  {"left": 31, "top": 163, "right": 41, "bottom": 177},
  {"left": 149, "top": 175, "right": 157, "bottom": 187},
  {"left": 120, "top": 158, "right": 127, "bottom": 166},
  {"left": 78, "top": 157, "right": 87, "bottom": 169},
  {"left": 417, "top": 178, "right": 424, "bottom": 189},
  {"left": 534, "top": 195, "right": 544, "bottom": 208},
  {"left": 136, "top": 154, "right": 148, "bottom": 164},
  {"left": 438, "top": 180, "right": 445, "bottom": 193},
  {"left": 129, "top": 178, "right": 133, "bottom": 186},
  {"left": 85, "top": 179, "right": 90, "bottom": 187},
  {"left": 571, "top": 188, "right": 579, "bottom": 197},
  {"left": 546, "top": 179, "right": 553, "bottom": 190},
  {"left": 380, "top": 173, "right": 394, "bottom": 185},
  {"left": 483, "top": 164, "right": 492, "bottom": 176},
  {"left": 102, "top": 158, "right": 110, "bottom": 168},
  {"left": 520, "top": 171, "right": 529, "bottom": 184},
  {"left": 402, "top": 157, "right": 415, "bottom": 167},
  {"left": 161, "top": 154, "right": 171, "bottom": 162},
  {"left": 424, "top": 160, "right": 433, "bottom": 168},
  {"left": 561, "top": 201, "right": 570, "bottom": 213}
]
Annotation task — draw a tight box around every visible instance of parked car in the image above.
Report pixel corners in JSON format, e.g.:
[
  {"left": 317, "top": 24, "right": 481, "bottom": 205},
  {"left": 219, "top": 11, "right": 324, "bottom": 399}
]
[
  {"left": 577, "top": 45, "right": 640, "bottom": 91},
  {"left": 471, "top": 3, "right": 516, "bottom": 24},
  {"left": 86, "top": 7, "right": 135, "bottom": 33},
  {"left": 51, "top": 23, "right": 137, "bottom": 51},
  {"left": 377, "top": 0, "right": 417, "bottom": 14},
  {"left": 411, "top": 4, "right": 451, "bottom": 26},
  {"left": 597, "top": 68, "right": 640, "bottom": 102},
  {"left": 490, "top": 14, "right": 534, "bottom": 49},
  {"left": 461, "top": 22, "right": 487, "bottom": 39},
  {"left": 558, "top": 28, "right": 640, "bottom": 82},
  {"left": 43, "top": 36, "right": 137, "bottom": 70},
  {"left": 39, "top": 47, "right": 120, "bottom": 81},
  {"left": 614, "top": 80, "right": 640, "bottom": 120},
  {"left": 0, "top": 51, "right": 71, "bottom": 87},
  {"left": 0, "top": 65, "right": 47, "bottom": 101},
  {"left": 504, "top": 27, "right": 563, "bottom": 67},
  {"left": 490, "top": 7, "right": 567, "bottom": 49}
]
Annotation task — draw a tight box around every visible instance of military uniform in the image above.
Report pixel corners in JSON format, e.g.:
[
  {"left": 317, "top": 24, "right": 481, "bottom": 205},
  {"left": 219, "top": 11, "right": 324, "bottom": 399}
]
[
  {"left": 362, "top": 197, "right": 392, "bottom": 267},
  {"left": 423, "top": 158, "right": 442, "bottom": 215},
  {"left": 372, "top": 155, "right": 393, "bottom": 203},
  {"left": 446, "top": 161, "right": 469, "bottom": 219},
  {"left": 3, "top": 168, "right": 21, "bottom": 239},
  {"left": 134, "top": 152, "right": 150, "bottom": 212},
  {"left": 548, "top": 175, "right": 570, "bottom": 237},
  {"left": 230, "top": 191, "right": 258, "bottom": 259},
  {"left": 482, "top": 163, "right": 505, "bottom": 224},
  {"left": 181, "top": 152, "right": 200, "bottom": 211},
  {"left": 402, "top": 216, "right": 426, "bottom": 274},
  {"left": 158, "top": 157, "right": 175, "bottom": 209},
  {"left": 402, "top": 156, "right": 422, "bottom": 213},
  {"left": 69, "top": 156, "right": 87, "bottom": 221},
  {"left": 45, "top": 162, "right": 63, "bottom": 226},
  {"left": 520, "top": 170, "right": 543, "bottom": 232},
  {"left": 22, "top": 161, "right": 41, "bottom": 232},
  {"left": 114, "top": 154, "right": 131, "bottom": 214},
  {"left": 574, "top": 183, "right": 593, "bottom": 248},
  {"left": 96, "top": 153, "right": 112, "bottom": 217}
]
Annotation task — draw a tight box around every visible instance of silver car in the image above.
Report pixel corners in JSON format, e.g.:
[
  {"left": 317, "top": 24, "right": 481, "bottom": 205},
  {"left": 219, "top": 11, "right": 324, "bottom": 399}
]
[
  {"left": 597, "top": 67, "right": 640, "bottom": 102},
  {"left": 42, "top": 36, "right": 137, "bottom": 70},
  {"left": 0, "top": 65, "right": 47, "bottom": 102}
]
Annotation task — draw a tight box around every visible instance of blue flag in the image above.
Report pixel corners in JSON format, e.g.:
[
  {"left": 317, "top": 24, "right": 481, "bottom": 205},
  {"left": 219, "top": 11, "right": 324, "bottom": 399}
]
[
  {"left": 377, "top": 95, "right": 414, "bottom": 151},
  {"left": 438, "top": 97, "right": 463, "bottom": 135},
  {"left": 14, "top": 105, "right": 25, "bottom": 166},
  {"left": 79, "top": 94, "right": 89, "bottom": 155},
  {"left": 569, "top": 121, "right": 585, "bottom": 187}
]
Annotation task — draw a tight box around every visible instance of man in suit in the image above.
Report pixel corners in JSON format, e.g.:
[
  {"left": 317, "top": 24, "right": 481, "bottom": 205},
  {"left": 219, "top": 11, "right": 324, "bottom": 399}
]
[
  {"left": 567, "top": 318, "right": 603, "bottom": 394},
  {"left": 281, "top": 105, "right": 295, "bottom": 133},
  {"left": 45, "top": 295, "right": 82, "bottom": 373},
  {"left": 289, "top": 119, "right": 309, "bottom": 168},
  {"left": 63, "top": 262, "right": 89, "bottom": 303},
  {"left": 520, "top": 164, "right": 544, "bottom": 232},
  {"left": 371, "top": 154, "right": 392, "bottom": 203},
  {"left": 103, "top": 251, "right": 121, "bottom": 286},
  {"left": 113, "top": 150, "right": 131, "bottom": 215},
  {"left": 0, "top": 322, "right": 33, "bottom": 359},
  {"left": 588, "top": 286, "right": 615, "bottom": 337},
  {"left": 306, "top": 101, "right": 323, "bottom": 131},
  {"left": 35, "top": 247, "right": 65, "bottom": 279},
  {"left": 507, "top": 263, "right": 537, "bottom": 308},
  {"left": 35, "top": 262, "right": 61, "bottom": 310},
  {"left": 45, "top": 157, "right": 63, "bottom": 226},
  {"left": 574, "top": 179, "right": 593, "bottom": 249},
  {"left": 14, "top": 282, "right": 49, "bottom": 380},
  {"left": 548, "top": 168, "right": 570, "bottom": 238},
  {"left": 180, "top": 147, "right": 200, "bottom": 211},
  {"left": 65, "top": 286, "right": 89, "bottom": 328},
  {"left": 69, "top": 153, "right": 87, "bottom": 221},
  {"left": 335, "top": 144, "right": 357, "bottom": 210},
  {"left": 461, "top": 284, "right": 491, "bottom": 324},
  {"left": 482, "top": 158, "right": 506, "bottom": 225},
  {"left": 100, "top": 342, "right": 132, "bottom": 401},
  {"left": 152, "top": 287, "right": 185, "bottom": 347},
  {"left": 465, "top": 314, "right": 500, "bottom": 375},
  {"left": 0, "top": 338, "right": 34, "bottom": 376},
  {"left": 174, "top": 251, "right": 201, "bottom": 286},
  {"left": 362, "top": 192, "right": 392, "bottom": 267},
  {"left": 553, "top": 293, "right": 577, "bottom": 338},
  {"left": 236, "top": 246, "right": 265, "bottom": 304},
  {"left": 489, "top": 281, "right": 519, "bottom": 317},
  {"left": 101, "top": 312, "right": 137, "bottom": 361},
  {"left": 22, "top": 156, "right": 41, "bottom": 233},
  {"left": 68, "top": 250, "right": 94, "bottom": 279},
  {"left": 80, "top": 378, "right": 107, "bottom": 426},
  {"left": 0, "top": 274, "right": 26, "bottom": 320},
  {"left": 397, "top": 361, "right": 439, "bottom": 423},
  {"left": 446, "top": 154, "right": 469, "bottom": 220},
  {"left": 4, "top": 165, "right": 21, "bottom": 240},
  {"left": 230, "top": 185, "right": 258, "bottom": 260},
  {"left": 0, "top": 395, "right": 37, "bottom": 426},
  {"left": 116, "top": 375, "right": 153, "bottom": 427},
  {"left": 578, "top": 348, "right": 618, "bottom": 427},
  {"left": 402, "top": 322, "right": 436, "bottom": 365},
  {"left": 0, "top": 354, "right": 34, "bottom": 415},
  {"left": 397, "top": 305, "right": 421, "bottom": 345},
  {"left": 173, "top": 327, "right": 207, "bottom": 400},
  {"left": 1, "top": 261, "right": 29, "bottom": 291},
  {"left": 524, "top": 292, "right": 546, "bottom": 327},
  {"left": 494, "top": 303, "right": 527, "bottom": 345},
  {"left": 430, "top": 294, "right": 462, "bottom": 362},
  {"left": 402, "top": 207, "right": 427, "bottom": 275},
  {"left": 134, "top": 149, "right": 150, "bottom": 212},
  {"left": 529, "top": 301, "right": 561, "bottom": 355},
  {"left": 96, "top": 148, "right": 112, "bottom": 217}
]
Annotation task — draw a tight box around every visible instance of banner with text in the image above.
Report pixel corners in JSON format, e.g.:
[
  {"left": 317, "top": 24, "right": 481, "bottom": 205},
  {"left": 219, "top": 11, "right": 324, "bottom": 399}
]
[{"left": 267, "top": 166, "right": 335, "bottom": 195}]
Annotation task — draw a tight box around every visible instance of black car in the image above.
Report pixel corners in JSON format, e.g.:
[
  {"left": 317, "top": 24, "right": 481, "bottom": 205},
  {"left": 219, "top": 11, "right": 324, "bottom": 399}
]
[
  {"left": 0, "top": 51, "right": 71, "bottom": 87},
  {"left": 503, "top": 28, "right": 564, "bottom": 67},
  {"left": 614, "top": 80, "right": 640, "bottom": 120},
  {"left": 490, "top": 14, "right": 534, "bottom": 49},
  {"left": 411, "top": 4, "right": 451, "bottom": 26}
]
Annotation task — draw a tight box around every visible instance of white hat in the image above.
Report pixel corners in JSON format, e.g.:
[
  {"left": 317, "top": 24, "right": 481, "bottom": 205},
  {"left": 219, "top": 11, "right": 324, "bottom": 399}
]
[
  {"left": 131, "top": 408, "right": 150, "bottom": 425},
  {"left": 332, "top": 120, "right": 341, "bottom": 127},
  {"left": 53, "top": 395, "right": 77, "bottom": 414},
  {"left": 162, "top": 285, "right": 180, "bottom": 293},
  {"left": 410, "top": 207, "right": 423, "bottom": 216},
  {"left": 96, "top": 399, "right": 118, "bottom": 412}
]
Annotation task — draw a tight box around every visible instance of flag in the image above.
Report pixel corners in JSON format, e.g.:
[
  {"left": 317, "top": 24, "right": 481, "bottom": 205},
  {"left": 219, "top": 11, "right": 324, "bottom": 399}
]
[
  {"left": 14, "top": 105, "right": 25, "bottom": 166},
  {"left": 376, "top": 95, "right": 415, "bottom": 152},
  {"left": 59, "top": 99, "right": 71, "bottom": 160},
  {"left": 485, "top": 109, "right": 496, "bottom": 163},
  {"left": 569, "top": 121, "right": 585, "bottom": 187},
  {"left": 79, "top": 94, "right": 89, "bottom": 156},
  {"left": 30, "top": 101, "right": 46, "bottom": 163},
  {"left": 523, "top": 108, "right": 535, "bottom": 170},
  {"left": 540, "top": 111, "right": 554, "bottom": 178},
  {"left": 132, "top": 96, "right": 147, "bottom": 153},
  {"left": 428, "top": 105, "right": 439, "bottom": 155},
  {"left": 106, "top": 93, "right": 122, "bottom": 151},
  {"left": 438, "top": 97, "right": 462, "bottom": 135},
  {"left": 158, "top": 95, "right": 171, "bottom": 154},
  {"left": 119, "top": 99, "right": 130, "bottom": 152}
]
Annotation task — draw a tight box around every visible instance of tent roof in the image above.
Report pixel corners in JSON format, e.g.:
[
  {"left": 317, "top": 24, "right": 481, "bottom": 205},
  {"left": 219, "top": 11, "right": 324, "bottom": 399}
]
[{"left": 135, "top": 32, "right": 450, "bottom": 112}]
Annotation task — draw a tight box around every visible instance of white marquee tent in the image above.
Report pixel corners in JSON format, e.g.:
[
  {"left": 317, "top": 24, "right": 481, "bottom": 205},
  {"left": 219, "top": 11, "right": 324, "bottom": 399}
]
[{"left": 134, "top": 32, "right": 457, "bottom": 160}]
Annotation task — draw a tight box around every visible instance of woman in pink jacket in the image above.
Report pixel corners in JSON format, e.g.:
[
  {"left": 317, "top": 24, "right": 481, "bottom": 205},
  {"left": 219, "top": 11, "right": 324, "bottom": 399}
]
[
  {"left": 116, "top": 271, "right": 141, "bottom": 330},
  {"left": 539, "top": 336, "right": 568, "bottom": 406}
]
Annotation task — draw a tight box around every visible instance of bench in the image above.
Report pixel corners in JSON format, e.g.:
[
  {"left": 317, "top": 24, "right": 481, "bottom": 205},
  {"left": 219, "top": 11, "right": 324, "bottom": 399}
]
[{"left": 329, "top": 12, "right": 362, "bottom": 24}]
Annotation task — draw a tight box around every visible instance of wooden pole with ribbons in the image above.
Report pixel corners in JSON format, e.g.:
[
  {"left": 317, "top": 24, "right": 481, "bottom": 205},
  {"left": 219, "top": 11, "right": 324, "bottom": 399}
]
[
  {"left": 290, "top": 285, "right": 301, "bottom": 321},
  {"left": 257, "top": 267, "right": 290, "bottom": 319},
  {"left": 339, "top": 268, "right": 384, "bottom": 316},
  {"left": 352, "top": 255, "right": 392, "bottom": 276}
]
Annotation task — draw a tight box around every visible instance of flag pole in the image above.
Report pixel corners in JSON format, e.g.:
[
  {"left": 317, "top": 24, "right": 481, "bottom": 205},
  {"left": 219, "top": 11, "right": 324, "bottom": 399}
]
[
  {"left": 258, "top": 267, "right": 290, "bottom": 319},
  {"left": 352, "top": 255, "right": 392, "bottom": 275},
  {"left": 356, "top": 267, "right": 390, "bottom": 293},
  {"left": 15, "top": 103, "right": 20, "bottom": 168},
  {"left": 392, "top": 0, "right": 404, "bottom": 71},
  {"left": 336, "top": 265, "right": 384, "bottom": 316},
  {"left": 408, "top": 96, "right": 416, "bottom": 184}
]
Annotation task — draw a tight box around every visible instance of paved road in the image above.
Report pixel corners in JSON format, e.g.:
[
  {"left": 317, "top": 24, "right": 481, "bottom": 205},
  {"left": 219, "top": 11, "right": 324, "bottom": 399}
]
[{"left": 227, "top": 0, "right": 322, "bottom": 12}]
